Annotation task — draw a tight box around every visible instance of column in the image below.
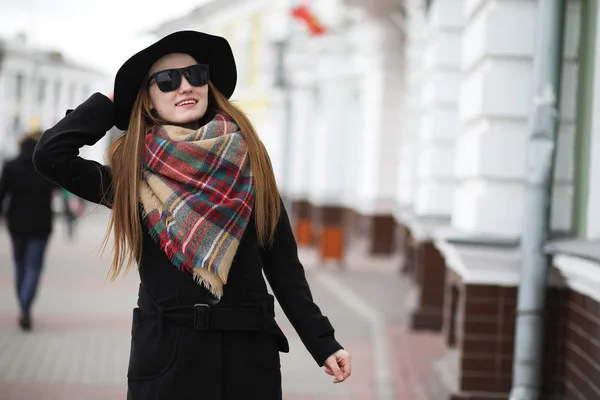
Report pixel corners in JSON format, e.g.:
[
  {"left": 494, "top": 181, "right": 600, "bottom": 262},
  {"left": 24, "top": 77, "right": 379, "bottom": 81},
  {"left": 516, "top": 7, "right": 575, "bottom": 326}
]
[
  {"left": 307, "top": 34, "right": 352, "bottom": 261},
  {"left": 454, "top": 0, "right": 578, "bottom": 239},
  {"left": 414, "top": 0, "right": 464, "bottom": 218},
  {"left": 349, "top": 19, "right": 404, "bottom": 254},
  {"left": 287, "top": 41, "right": 316, "bottom": 246},
  {"left": 430, "top": 1, "right": 580, "bottom": 398},
  {"left": 407, "top": 0, "right": 465, "bottom": 332},
  {"left": 395, "top": 0, "right": 427, "bottom": 210}
]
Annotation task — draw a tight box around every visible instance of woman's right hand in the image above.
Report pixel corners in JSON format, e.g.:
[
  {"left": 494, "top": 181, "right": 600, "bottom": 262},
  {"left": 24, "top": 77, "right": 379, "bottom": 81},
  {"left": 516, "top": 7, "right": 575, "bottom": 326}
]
[{"left": 105, "top": 90, "right": 114, "bottom": 102}]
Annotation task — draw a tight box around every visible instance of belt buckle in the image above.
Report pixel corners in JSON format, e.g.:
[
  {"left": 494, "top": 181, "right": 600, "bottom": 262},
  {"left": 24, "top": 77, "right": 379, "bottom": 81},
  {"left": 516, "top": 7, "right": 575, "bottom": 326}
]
[{"left": 193, "top": 303, "right": 211, "bottom": 330}]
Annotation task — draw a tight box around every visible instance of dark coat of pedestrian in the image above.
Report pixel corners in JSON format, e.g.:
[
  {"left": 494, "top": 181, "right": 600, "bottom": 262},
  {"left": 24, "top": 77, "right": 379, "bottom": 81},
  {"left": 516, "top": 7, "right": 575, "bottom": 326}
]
[
  {"left": 32, "top": 30, "right": 351, "bottom": 399},
  {"left": 0, "top": 132, "right": 56, "bottom": 331}
]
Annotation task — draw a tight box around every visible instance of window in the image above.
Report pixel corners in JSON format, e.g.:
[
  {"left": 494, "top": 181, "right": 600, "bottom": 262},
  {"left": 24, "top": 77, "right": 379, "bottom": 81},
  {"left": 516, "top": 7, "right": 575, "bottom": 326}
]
[
  {"left": 81, "top": 85, "right": 90, "bottom": 101},
  {"left": 249, "top": 14, "right": 262, "bottom": 88},
  {"left": 11, "top": 114, "right": 22, "bottom": 138},
  {"left": 38, "top": 79, "right": 46, "bottom": 105},
  {"left": 54, "top": 81, "right": 61, "bottom": 104},
  {"left": 15, "top": 73, "right": 23, "bottom": 101},
  {"left": 425, "top": 0, "right": 434, "bottom": 13},
  {"left": 233, "top": 22, "right": 252, "bottom": 90},
  {"left": 69, "top": 83, "right": 77, "bottom": 105}
]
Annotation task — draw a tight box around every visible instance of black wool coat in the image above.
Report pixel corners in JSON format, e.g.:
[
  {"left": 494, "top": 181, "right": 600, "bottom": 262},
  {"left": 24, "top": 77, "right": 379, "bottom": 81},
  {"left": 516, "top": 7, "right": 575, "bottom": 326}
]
[{"left": 33, "top": 93, "right": 343, "bottom": 400}]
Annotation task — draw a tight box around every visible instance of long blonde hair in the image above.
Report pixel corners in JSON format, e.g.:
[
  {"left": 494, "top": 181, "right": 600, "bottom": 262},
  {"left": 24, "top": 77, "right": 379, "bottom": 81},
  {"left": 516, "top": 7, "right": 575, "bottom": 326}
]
[{"left": 102, "top": 82, "right": 281, "bottom": 281}]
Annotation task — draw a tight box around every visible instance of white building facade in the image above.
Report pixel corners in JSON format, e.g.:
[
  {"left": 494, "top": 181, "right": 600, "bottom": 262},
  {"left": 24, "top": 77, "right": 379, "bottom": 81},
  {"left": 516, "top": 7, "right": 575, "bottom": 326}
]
[
  {"left": 0, "top": 35, "right": 108, "bottom": 162},
  {"left": 284, "top": 0, "right": 406, "bottom": 258},
  {"left": 282, "top": 0, "right": 600, "bottom": 398}
]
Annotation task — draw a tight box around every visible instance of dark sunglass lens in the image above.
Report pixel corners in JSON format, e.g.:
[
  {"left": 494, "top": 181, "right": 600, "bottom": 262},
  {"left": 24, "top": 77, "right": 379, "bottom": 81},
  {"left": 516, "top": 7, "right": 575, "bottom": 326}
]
[
  {"left": 156, "top": 70, "right": 180, "bottom": 92},
  {"left": 186, "top": 65, "right": 209, "bottom": 87}
]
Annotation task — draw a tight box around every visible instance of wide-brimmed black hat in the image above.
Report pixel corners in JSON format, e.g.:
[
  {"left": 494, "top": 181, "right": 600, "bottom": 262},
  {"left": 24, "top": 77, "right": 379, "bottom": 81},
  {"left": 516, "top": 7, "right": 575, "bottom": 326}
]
[{"left": 113, "top": 30, "right": 237, "bottom": 130}]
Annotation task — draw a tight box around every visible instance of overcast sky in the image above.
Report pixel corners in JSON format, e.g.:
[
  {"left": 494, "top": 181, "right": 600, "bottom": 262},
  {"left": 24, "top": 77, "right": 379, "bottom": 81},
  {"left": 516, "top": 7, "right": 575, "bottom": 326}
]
[{"left": 0, "top": 0, "right": 209, "bottom": 77}]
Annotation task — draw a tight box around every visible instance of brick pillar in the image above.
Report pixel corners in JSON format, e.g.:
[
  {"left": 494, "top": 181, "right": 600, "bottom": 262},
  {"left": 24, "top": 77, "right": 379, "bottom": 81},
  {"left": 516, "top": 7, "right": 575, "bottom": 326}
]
[
  {"left": 311, "top": 205, "right": 345, "bottom": 261},
  {"left": 304, "top": 39, "right": 349, "bottom": 262},
  {"left": 395, "top": 222, "right": 411, "bottom": 274},
  {"left": 410, "top": 241, "right": 446, "bottom": 331},
  {"left": 291, "top": 200, "right": 312, "bottom": 246},
  {"left": 350, "top": 20, "right": 403, "bottom": 252},
  {"left": 430, "top": 255, "right": 567, "bottom": 399},
  {"left": 403, "top": 230, "right": 417, "bottom": 278},
  {"left": 368, "top": 215, "right": 396, "bottom": 255}
]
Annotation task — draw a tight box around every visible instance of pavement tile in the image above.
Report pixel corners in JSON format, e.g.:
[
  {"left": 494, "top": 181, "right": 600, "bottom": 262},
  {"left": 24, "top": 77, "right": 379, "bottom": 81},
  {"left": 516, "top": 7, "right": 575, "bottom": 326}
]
[
  {"left": 0, "top": 383, "right": 125, "bottom": 400},
  {"left": 387, "top": 324, "right": 446, "bottom": 400}
]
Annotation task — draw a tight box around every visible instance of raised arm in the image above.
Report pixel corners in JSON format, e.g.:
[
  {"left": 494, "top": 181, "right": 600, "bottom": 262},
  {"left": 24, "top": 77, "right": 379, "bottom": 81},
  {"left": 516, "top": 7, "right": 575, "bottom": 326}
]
[
  {"left": 260, "top": 201, "right": 343, "bottom": 367},
  {"left": 33, "top": 93, "right": 115, "bottom": 207}
]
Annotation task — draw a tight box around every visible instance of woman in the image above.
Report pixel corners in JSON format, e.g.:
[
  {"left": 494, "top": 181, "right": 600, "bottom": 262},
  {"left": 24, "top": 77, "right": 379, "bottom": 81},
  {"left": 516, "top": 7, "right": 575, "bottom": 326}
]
[
  {"left": 33, "top": 30, "right": 350, "bottom": 399},
  {"left": 0, "top": 132, "right": 56, "bottom": 331}
]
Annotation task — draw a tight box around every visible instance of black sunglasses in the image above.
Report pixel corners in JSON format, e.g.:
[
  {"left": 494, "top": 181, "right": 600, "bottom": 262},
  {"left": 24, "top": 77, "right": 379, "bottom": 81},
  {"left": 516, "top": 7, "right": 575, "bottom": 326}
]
[{"left": 147, "top": 64, "right": 209, "bottom": 92}]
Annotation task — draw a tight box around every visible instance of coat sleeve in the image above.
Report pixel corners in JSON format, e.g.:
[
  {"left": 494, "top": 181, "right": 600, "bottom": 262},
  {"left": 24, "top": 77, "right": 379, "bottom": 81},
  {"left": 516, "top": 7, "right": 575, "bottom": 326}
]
[
  {"left": 33, "top": 93, "right": 115, "bottom": 207},
  {"left": 260, "top": 200, "right": 343, "bottom": 366}
]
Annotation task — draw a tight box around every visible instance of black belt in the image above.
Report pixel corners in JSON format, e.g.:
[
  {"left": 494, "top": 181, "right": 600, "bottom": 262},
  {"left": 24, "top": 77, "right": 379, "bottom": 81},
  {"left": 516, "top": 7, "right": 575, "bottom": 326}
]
[
  {"left": 156, "top": 303, "right": 273, "bottom": 332},
  {"left": 137, "top": 286, "right": 276, "bottom": 336}
]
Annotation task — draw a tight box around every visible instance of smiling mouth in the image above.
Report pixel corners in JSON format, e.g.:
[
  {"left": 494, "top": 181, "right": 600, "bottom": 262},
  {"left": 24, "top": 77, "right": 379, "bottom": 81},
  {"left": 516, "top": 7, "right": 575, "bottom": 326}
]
[{"left": 176, "top": 100, "right": 197, "bottom": 107}]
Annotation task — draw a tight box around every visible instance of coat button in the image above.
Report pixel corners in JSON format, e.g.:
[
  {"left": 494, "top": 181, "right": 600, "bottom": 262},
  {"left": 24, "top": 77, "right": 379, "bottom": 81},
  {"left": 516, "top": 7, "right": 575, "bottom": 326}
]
[{"left": 206, "top": 292, "right": 220, "bottom": 305}]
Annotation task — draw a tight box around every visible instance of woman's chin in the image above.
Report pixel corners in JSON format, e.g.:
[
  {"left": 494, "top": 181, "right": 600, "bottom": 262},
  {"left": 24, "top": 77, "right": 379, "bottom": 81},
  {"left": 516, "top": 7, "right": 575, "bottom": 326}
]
[{"left": 175, "top": 109, "right": 206, "bottom": 123}]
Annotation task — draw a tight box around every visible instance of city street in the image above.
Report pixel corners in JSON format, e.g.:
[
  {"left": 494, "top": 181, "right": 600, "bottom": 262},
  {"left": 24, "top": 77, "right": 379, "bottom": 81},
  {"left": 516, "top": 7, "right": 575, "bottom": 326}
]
[{"left": 0, "top": 207, "right": 444, "bottom": 400}]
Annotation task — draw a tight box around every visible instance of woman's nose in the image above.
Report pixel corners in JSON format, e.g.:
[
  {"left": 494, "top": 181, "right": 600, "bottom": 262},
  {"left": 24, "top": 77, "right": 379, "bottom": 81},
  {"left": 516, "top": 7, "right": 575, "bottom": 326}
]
[{"left": 178, "top": 76, "right": 193, "bottom": 93}]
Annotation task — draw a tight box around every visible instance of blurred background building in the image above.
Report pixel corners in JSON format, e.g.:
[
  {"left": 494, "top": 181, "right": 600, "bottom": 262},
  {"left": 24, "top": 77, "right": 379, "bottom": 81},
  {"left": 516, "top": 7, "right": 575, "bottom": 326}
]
[
  {"left": 151, "top": 0, "right": 406, "bottom": 261},
  {"left": 0, "top": 34, "right": 109, "bottom": 162}
]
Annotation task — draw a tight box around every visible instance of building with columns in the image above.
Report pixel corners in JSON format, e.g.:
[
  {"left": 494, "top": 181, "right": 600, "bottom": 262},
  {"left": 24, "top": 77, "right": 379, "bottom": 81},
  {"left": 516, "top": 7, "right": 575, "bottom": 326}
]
[
  {"left": 151, "top": 0, "right": 600, "bottom": 397},
  {"left": 395, "top": 1, "right": 597, "bottom": 399},
  {"left": 287, "top": 0, "right": 599, "bottom": 398},
  {"left": 0, "top": 34, "right": 108, "bottom": 163},
  {"left": 285, "top": 0, "right": 406, "bottom": 260}
]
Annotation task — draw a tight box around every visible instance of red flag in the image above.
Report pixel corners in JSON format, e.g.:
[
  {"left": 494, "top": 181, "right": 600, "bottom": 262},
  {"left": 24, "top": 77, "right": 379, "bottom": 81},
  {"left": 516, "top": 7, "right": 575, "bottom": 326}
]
[{"left": 291, "top": 4, "right": 327, "bottom": 35}]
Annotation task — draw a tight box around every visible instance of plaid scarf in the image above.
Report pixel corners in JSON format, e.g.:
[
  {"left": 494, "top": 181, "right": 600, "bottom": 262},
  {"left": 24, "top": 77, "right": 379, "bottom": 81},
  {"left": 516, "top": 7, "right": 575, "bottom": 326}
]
[{"left": 139, "top": 113, "right": 254, "bottom": 298}]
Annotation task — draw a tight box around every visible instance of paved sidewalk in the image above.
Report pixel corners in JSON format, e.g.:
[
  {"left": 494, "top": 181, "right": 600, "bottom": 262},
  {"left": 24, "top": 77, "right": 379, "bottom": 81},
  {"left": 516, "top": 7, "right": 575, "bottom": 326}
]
[
  {"left": 0, "top": 209, "right": 445, "bottom": 399},
  {"left": 299, "top": 242, "right": 446, "bottom": 400}
]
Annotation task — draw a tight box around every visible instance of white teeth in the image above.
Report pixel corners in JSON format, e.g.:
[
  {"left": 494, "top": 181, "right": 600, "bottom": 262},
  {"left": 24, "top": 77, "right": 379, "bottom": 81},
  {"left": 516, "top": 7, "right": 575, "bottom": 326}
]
[{"left": 176, "top": 100, "right": 196, "bottom": 106}]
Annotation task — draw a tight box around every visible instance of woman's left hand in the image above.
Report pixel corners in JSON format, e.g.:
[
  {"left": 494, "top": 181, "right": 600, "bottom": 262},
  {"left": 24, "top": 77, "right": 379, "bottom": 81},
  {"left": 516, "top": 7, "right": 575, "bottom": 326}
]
[{"left": 323, "top": 349, "right": 351, "bottom": 383}]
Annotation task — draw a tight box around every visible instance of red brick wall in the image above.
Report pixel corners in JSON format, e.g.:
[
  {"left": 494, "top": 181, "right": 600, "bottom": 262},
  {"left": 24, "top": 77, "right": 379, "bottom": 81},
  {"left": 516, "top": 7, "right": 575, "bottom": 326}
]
[
  {"left": 460, "top": 284, "right": 515, "bottom": 393},
  {"left": 411, "top": 241, "right": 446, "bottom": 331},
  {"left": 435, "top": 269, "right": 567, "bottom": 399},
  {"left": 563, "top": 291, "right": 600, "bottom": 399}
]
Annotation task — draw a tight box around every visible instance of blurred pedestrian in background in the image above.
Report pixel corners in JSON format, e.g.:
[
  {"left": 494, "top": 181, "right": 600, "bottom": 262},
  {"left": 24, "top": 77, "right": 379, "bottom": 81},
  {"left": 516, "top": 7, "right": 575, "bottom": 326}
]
[
  {"left": 33, "top": 30, "right": 351, "bottom": 399},
  {"left": 0, "top": 131, "right": 56, "bottom": 331},
  {"left": 60, "top": 188, "right": 81, "bottom": 240}
]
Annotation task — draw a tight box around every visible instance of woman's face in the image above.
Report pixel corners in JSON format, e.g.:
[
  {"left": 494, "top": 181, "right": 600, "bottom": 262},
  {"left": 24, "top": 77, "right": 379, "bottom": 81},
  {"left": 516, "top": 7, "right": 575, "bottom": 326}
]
[{"left": 147, "top": 53, "right": 208, "bottom": 127}]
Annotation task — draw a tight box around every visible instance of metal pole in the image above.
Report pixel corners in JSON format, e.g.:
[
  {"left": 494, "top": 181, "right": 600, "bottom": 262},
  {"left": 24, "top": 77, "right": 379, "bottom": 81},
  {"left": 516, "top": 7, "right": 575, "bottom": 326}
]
[{"left": 510, "top": 1, "right": 565, "bottom": 399}]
